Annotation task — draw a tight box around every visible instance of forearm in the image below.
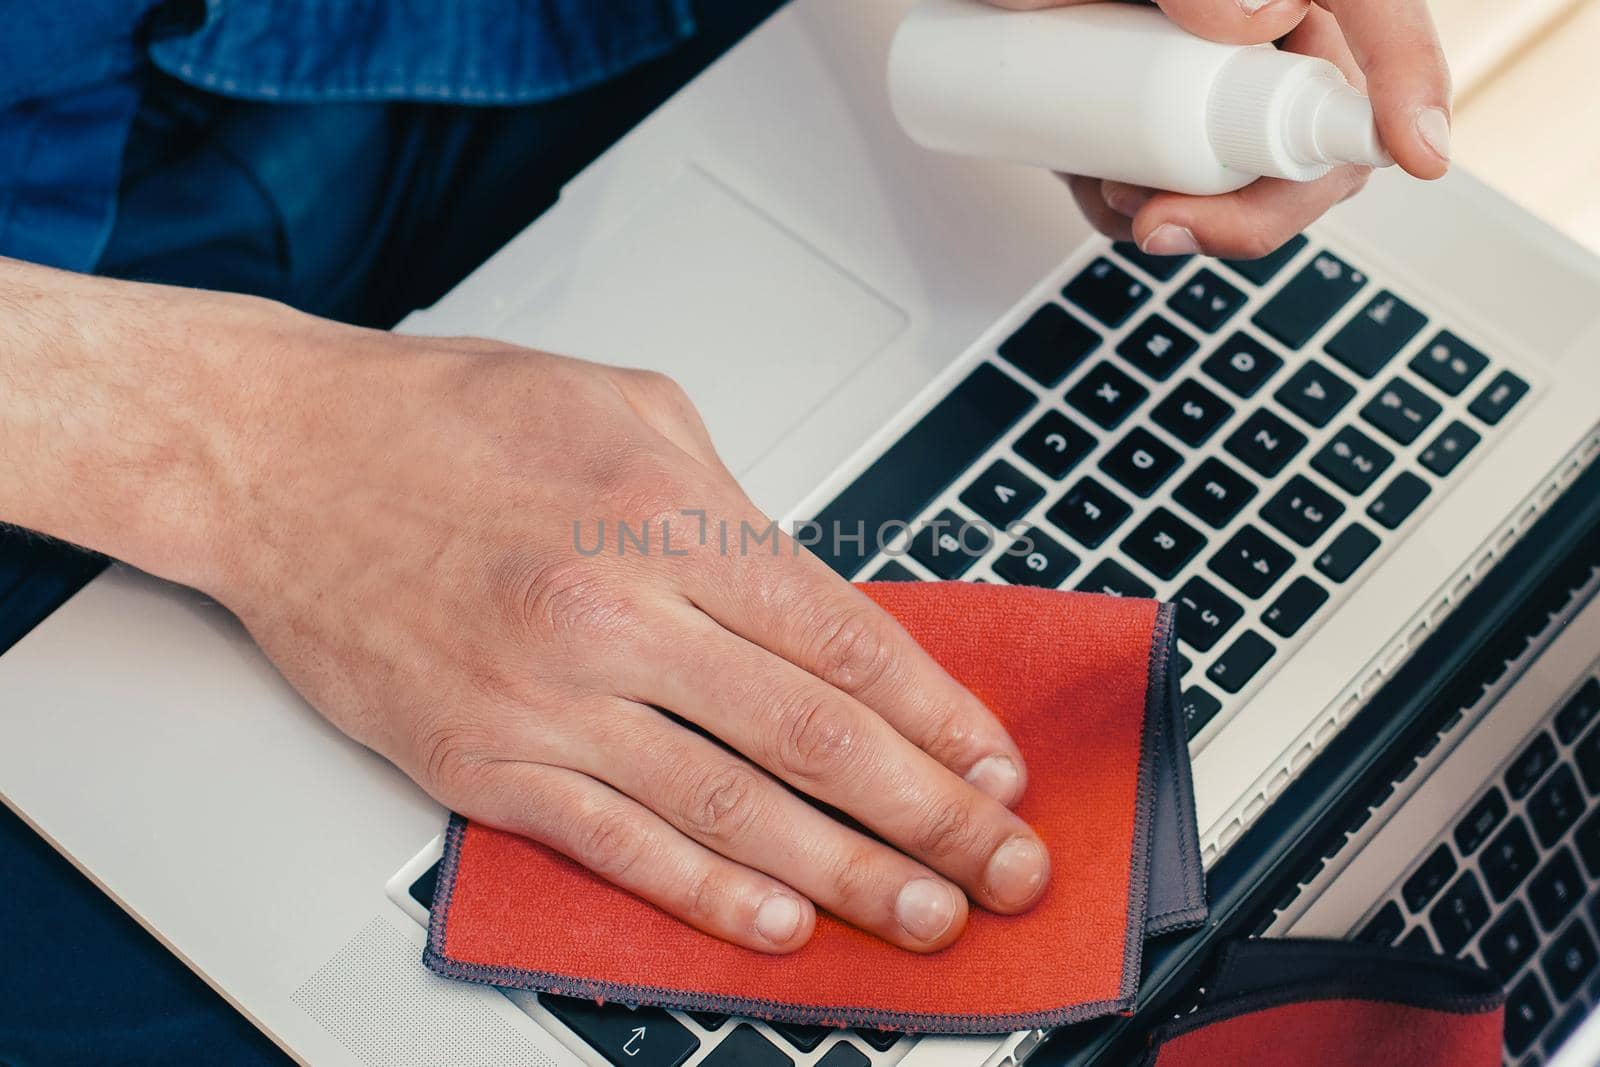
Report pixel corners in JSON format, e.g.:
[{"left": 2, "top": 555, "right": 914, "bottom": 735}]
[{"left": 0, "top": 257, "right": 250, "bottom": 587}]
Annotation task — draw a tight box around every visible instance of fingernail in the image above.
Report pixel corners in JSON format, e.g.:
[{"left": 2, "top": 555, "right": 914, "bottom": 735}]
[
  {"left": 1142, "top": 224, "right": 1201, "bottom": 257},
  {"left": 1101, "top": 182, "right": 1154, "bottom": 219},
  {"left": 984, "top": 836, "right": 1049, "bottom": 909},
  {"left": 895, "top": 878, "right": 959, "bottom": 943},
  {"left": 1237, "top": 0, "right": 1278, "bottom": 14},
  {"left": 965, "top": 754, "right": 1021, "bottom": 806},
  {"left": 1415, "top": 106, "right": 1452, "bottom": 162},
  {"left": 756, "top": 894, "right": 803, "bottom": 945}
]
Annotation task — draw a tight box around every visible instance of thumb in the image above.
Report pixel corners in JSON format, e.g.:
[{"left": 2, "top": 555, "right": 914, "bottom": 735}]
[{"left": 980, "top": 0, "right": 1310, "bottom": 46}]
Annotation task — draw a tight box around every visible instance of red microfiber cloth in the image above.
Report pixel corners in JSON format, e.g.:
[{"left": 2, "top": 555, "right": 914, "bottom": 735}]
[
  {"left": 1136, "top": 939, "right": 1506, "bottom": 1067},
  {"left": 424, "top": 582, "right": 1205, "bottom": 1034}
]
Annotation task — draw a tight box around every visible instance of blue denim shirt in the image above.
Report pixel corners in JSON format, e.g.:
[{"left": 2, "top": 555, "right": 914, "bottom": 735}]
[{"left": 0, "top": 1, "right": 695, "bottom": 272}]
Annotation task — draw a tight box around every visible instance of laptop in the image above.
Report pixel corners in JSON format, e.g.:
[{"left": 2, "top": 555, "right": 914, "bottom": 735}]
[{"left": 2, "top": 1, "right": 1600, "bottom": 1065}]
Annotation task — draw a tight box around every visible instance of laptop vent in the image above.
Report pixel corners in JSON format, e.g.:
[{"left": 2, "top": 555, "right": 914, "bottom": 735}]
[
  {"left": 1201, "top": 427, "right": 1600, "bottom": 865},
  {"left": 293, "top": 916, "right": 560, "bottom": 1067}
]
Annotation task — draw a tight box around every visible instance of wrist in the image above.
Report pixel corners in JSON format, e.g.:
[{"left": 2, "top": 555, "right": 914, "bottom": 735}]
[{"left": 0, "top": 261, "right": 285, "bottom": 592}]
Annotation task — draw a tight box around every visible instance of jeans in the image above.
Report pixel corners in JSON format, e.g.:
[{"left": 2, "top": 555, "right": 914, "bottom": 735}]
[{"left": 0, "top": 4, "right": 784, "bottom": 1062}]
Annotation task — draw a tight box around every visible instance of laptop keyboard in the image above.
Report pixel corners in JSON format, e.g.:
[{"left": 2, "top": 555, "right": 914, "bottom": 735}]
[
  {"left": 1353, "top": 676, "right": 1600, "bottom": 1065},
  {"left": 811, "top": 235, "right": 1530, "bottom": 744}
]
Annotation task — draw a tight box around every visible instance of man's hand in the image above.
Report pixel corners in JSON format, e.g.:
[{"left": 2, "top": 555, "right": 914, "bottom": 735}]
[
  {"left": 0, "top": 263, "right": 1049, "bottom": 954},
  {"left": 986, "top": 0, "right": 1453, "bottom": 259}
]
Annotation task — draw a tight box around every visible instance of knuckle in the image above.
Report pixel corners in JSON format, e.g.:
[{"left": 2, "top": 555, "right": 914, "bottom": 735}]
[
  {"left": 910, "top": 795, "right": 979, "bottom": 860},
  {"left": 682, "top": 765, "right": 764, "bottom": 844},
  {"left": 827, "top": 844, "right": 886, "bottom": 914},
  {"left": 495, "top": 555, "right": 644, "bottom": 646},
  {"left": 576, "top": 806, "right": 654, "bottom": 882},
  {"left": 809, "top": 606, "right": 894, "bottom": 694},
  {"left": 775, "top": 695, "right": 859, "bottom": 782},
  {"left": 679, "top": 868, "right": 730, "bottom": 927},
  {"left": 921, "top": 708, "right": 975, "bottom": 767},
  {"left": 415, "top": 721, "right": 493, "bottom": 802}
]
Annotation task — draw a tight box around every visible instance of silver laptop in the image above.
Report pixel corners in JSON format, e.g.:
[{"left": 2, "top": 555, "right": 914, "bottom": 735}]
[{"left": 3, "top": 0, "right": 1600, "bottom": 1065}]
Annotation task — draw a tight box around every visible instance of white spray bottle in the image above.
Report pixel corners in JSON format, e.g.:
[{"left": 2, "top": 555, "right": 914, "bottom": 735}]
[{"left": 888, "top": 0, "right": 1392, "bottom": 196}]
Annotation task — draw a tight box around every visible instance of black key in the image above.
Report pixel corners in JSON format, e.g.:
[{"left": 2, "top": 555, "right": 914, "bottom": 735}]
[
  {"left": 1311, "top": 426, "right": 1393, "bottom": 495},
  {"left": 769, "top": 1023, "right": 832, "bottom": 1052},
  {"left": 1064, "top": 257, "right": 1151, "bottom": 328},
  {"left": 960, "top": 460, "right": 1045, "bottom": 527},
  {"left": 1575, "top": 809, "right": 1600, "bottom": 877},
  {"left": 1100, "top": 427, "right": 1182, "bottom": 497},
  {"left": 816, "top": 1044, "right": 871, "bottom": 1067},
  {"left": 1481, "top": 902, "right": 1538, "bottom": 981},
  {"left": 1325, "top": 291, "right": 1427, "bottom": 378},
  {"left": 1428, "top": 871, "right": 1490, "bottom": 954},
  {"left": 1543, "top": 923, "right": 1599, "bottom": 1000},
  {"left": 1210, "top": 525, "right": 1294, "bottom": 599},
  {"left": 812, "top": 363, "right": 1034, "bottom": 577},
  {"left": 539, "top": 996, "right": 701, "bottom": 1067},
  {"left": 1169, "top": 268, "right": 1246, "bottom": 333},
  {"left": 1207, "top": 630, "right": 1275, "bottom": 694},
  {"left": 1066, "top": 361, "right": 1149, "bottom": 429},
  {"left": 1253, "top": 250, "right": 1366, "bottom": 350},
  {"left": 1274, "top": 361, "right": 1356, "bottom": 428},
  {"left": 1262, "top": 576, "right": 1328, "bottom": 638},
  {"left": 1483, "top": 818, "right": 1539, "bottom": 901},
  {"left": 1468, "top": 369, "right": 1530, "bottom": 426},
  {"left": 1203, "top": 332, "right": 1283, "bottom": 398},
  {"left": 1358, "top": 900, "right": 1405, "bottom": 945},
  {"left": 1509, "top": 733, "right": 1560, "bottom": 800},
  {"left": 857, "top": 1030, "right": 908, "bottom": 1055},
  {"left": 1047, "top": 477, "right": 1132, "bottom": 549},
  {"left": 1222, "top": 234, "right": 1308, "bottom": 286},
  {"left": 1224, "top": 408, "right": 1307, "bottom": 477},
  {"left": 687, "top": 1012, "right": 730, "bottom": 1032},
  {"left": 1315, "top": 523, "right": 1380, "bottom": 583},
  {"left": 1112, "top": 241, "right": 1191, "bottom": 282},
  {"left": 1547, "top": 1002, "right": 1589, "bottom": 1057},
  {"left": 1122, "top": 507, "right": 1205, "bottom": 580},
  {"left": 993, "top": 527, "right": 1079, "bottom": 588},
  {"left": 698, "top": 1025, "right": 792, "bottom": 1067},
  {"left": 1117, "top": 314, "right": 1198, "bottom": 381},
  {"left": 1174, "top": 576, "right": 1244, "bottom": 653},
  {"left": 1506, "top": 974, "right": 1553, "bottom": 1056},
  {"left": 1367, "top": 471, "right": 1431, "bottom": 530},
  {"left": 1578, "top": 722, "right": 1600, "bottom": 794},
  {"left": 1076, "top": 558, "right": 1155, "bottom": 599},
  {"left": 1181, "top": 686, "right": 1224, "bottom": 738},
  {"left": 1528, "top": 766, "right": 1585, "bottom": 848},
  {"left": 1557, "top": 680, "right": 1600, "bottom": 744},
  {"left": 909, "top": 509, "right": 992, "bottom": 580},
  {"left": 1409, "top": 331, "right": 1488, "bottom": 397},
  {"left": 1402, "top": 844, "right": 1458, "bottom": 913},
  {"left": 1177, "top": 652, "right": 1193, "bottom": 676},
  {"left": 998, "top": 303, "right": 1100, "bottom": 387},
  {"left": 1150, "top": 378, "right": 1234, "bottom": 446},
  {"left": 1454, "top": 787, "right": 1507, "bottom": 856},
  {"left": 1399, "top": 927, "right": 1434, "bottom": 954},
  {"left": 1530, "top": 848, "right": 1585, "bottom": 931},
  {"left": 1013, "top": 410, "right": 1097, "bottom": 480},
  {"left": 1261, "top": 474, "right": 1345, "bottom": 547},
  {"left": 1418, "top": 420, "right": 1481, "bottom": 477},
  {"left": 1172, "top": 457, "right": 1257, "bottom": 529},
  {"left": 855, "top": 1031, "right": 902, "bottom": 1052},
  {"left": 868, "top": 560, "right": 919, "bottom": 582},
  {"left": 1360, "top": 377, "right": 1443, "bottom": 445}
]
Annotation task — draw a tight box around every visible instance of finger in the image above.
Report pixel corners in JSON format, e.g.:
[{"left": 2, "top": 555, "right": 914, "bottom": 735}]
[
  {"left": 629, "top": 605, "right": 1051, "bottom": 916},
  {"left": 583, "top": 700, "right": 971, "bottom": 951},
  {"left": 690, "top": 532, "right": 1029, "bottom": 807},
  {"left": 1312, "top": 0, "right": 1452, "bottom": 178},
  {"left": 1066, "top": 174, "right": 1135, "bottom": 242},
  {"left": 470, "top": 760, "right": 816, "bottom": 953},
  {"left": 983, "top": 0, "right": 1311, "bottom": 46},
  {"left": 1132, "top": 165, "right": 1371, "bottom": 260}
]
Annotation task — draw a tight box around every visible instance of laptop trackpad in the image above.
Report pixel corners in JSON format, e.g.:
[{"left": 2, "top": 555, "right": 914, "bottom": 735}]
[{"left": 492, "top": 165, "right": 908, "bottom": 475}]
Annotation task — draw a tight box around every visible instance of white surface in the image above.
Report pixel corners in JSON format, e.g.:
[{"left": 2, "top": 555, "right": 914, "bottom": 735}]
[{"left": 1, "top": 0, "right": 1599, "bottom": 1065}]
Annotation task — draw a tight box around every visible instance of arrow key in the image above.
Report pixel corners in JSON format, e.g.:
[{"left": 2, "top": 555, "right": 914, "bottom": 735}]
[{"left": 539, "top": 995, "right": 700, "bottom": 1067}]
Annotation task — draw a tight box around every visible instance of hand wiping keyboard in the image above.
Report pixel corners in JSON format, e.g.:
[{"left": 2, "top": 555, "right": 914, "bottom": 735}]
[{"left": 422, "top": 581, "right": 1204, "bottom": 1033}]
